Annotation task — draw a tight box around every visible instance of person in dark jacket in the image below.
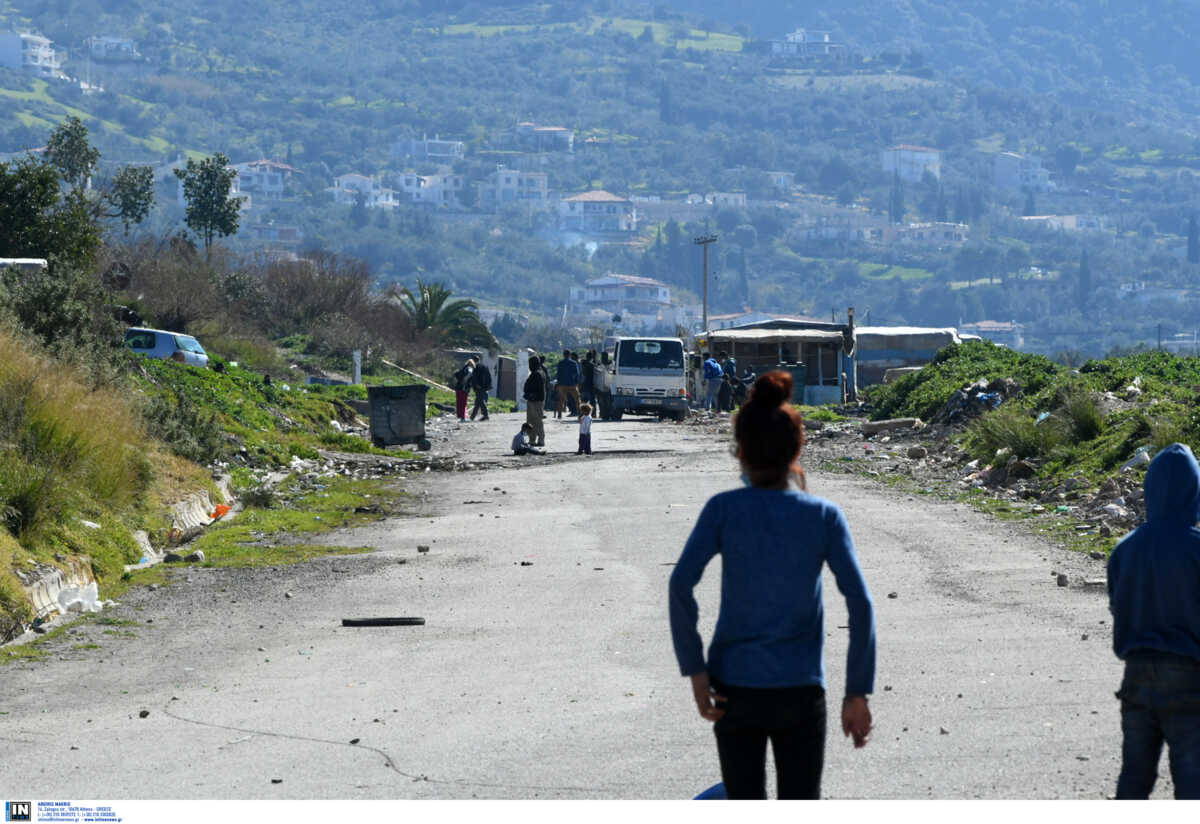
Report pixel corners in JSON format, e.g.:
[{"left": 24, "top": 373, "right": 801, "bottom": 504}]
[
  {"left": 452, "top": 358, "right": 474, "bottom": 422},
  {"left": 669, "top": 371, "right": 875, "bottom": 800},
  {"left": 523, "top": 356, "right": 546, "bottom": 447},
  {"left": 717, "top": 372, "right": 733, "bottom": 413},
  {"left": 555, "top": 350, "right": 582, "bottom": 419},
  {"left": 1108, "top": 442, "right": 1200, "bottom": 799},
  {"left": 470, "top": 359, "right": 492, "bottom": 421},
  {"left": 581, "top": 351, "right": 597, "bottom": 408}
]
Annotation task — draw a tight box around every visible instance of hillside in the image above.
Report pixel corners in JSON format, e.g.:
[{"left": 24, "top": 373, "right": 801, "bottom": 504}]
[{"left": 3, "top": 1, "right": 1200, "bottom": 353}]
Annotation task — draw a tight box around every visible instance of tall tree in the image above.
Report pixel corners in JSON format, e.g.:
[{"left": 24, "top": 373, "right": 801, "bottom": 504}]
[
  {"left": 350, "top": 189, "right": 369, "bottom": 229},
  {"left": 44, "top": 116, "right": 100, "bottom": 191},
  {"left": 43, "top": 118, "right": 154, "bottom": 233},
  {"left": 1188, "top": 213, "right": 1199, "bottom": 264},
  {"left": 101, "top": 165, "right": 155, "bottom": 234},
  {"left": 1078, "top": 249, "right": 1092, "bottom": 307},
  {"left": 174, "top": 153, "right": 243, "bottom": 257},
  {"left": 0, "top": 157, "right": 100, "bottom": 267},
  {"left": 888, "top": 172, "right": 905, "bottom": 224}
]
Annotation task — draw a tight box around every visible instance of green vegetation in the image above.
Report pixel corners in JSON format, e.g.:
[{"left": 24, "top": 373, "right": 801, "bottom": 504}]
[
  {"left": 870, "top": 341, "right": 1200, "bottom": 497},
  {"left": 184, "top": 476, "right": 402, "bottom": 567},
  {"left": 870, "top": 340, "right": 1062, "bottom": 422}
]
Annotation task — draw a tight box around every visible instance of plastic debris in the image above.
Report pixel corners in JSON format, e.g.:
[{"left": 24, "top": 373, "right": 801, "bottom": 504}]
[{"left": 57, "top": 582, "right": 102, "bottom": 614}]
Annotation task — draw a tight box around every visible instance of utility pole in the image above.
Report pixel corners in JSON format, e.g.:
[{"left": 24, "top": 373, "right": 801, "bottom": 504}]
[{"left": 694, "top": 233, "right": 717, "bottom": 336}]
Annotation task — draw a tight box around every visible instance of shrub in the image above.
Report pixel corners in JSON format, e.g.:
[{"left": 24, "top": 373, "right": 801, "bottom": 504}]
[
  {"left": 137, "top": 388, "right": 227, "bottom": 464},
  {"left": 241, "top": 486, "right": 277, "bottom": 509},
  {"left": 966, "top": 406, "right": 1064, "bottom": 462},
  {"left": 1058, "top": 387, "right": 1105, "bottom": 442},
  {"left": 1150, "top": 419, "right": 1188, "bottom": 455}
]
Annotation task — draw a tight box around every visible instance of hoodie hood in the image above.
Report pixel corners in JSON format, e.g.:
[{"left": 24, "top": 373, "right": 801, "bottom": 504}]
[{"left": 1143, "top": 442, "right": 1200, "bottom": 525}]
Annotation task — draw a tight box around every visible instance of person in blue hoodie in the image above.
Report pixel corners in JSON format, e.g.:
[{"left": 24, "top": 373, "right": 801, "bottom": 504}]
[
  {"left": 669, "top": 370, "right": 875, "bottom": 800},
  {"left": 1107, "top": 442, "right": 1200, "bottom": 799}
]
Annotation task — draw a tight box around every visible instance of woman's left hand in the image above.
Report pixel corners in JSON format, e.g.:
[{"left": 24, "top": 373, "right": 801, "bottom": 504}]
[
  {"left": 842, "top": 695, "right": 872, "bottom": 748},
  {"left": 690, "top": 673, "right": 726, "bottom": 722}
]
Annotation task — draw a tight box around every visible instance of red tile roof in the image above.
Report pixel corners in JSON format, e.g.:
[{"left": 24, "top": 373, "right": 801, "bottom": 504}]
[{"left": 563, "top": 190, "right": 629, "bottom": 203}]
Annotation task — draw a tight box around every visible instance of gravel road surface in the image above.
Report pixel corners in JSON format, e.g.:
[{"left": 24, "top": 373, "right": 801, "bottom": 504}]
[{"left": 0, "top": 411, "right": 1164, "bottom": 799}]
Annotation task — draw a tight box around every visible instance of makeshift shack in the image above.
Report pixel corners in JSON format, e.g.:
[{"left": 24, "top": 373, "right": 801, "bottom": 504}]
[
  {"left": 706, "top": 320, "right": 856, "bottom": 405},
  {"left": 855, "top": 326, "right": 961, "bottom": 386}
]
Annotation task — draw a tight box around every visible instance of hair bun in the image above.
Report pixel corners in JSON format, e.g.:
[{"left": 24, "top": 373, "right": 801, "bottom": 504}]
[{"left": 750, "top": 370, "right": 793, "bottom": 406}]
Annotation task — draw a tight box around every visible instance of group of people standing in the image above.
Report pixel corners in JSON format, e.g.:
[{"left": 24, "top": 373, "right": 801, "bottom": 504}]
[
  {"left": 702, "top": 350, "right": 753, "bottom": 413},
  {"left": 518, "top": 350, "right": 599, "bottom": 455}
]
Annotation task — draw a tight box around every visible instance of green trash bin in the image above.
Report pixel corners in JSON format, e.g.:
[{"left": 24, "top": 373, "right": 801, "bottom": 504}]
[{"left": 368, "top": 385, "right": 430, "bottom": 449}]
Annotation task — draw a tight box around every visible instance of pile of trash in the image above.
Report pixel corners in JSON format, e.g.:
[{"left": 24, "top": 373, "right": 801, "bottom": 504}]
[{"left": 933, "top": 378, "right": 1021, "bottom": 425}]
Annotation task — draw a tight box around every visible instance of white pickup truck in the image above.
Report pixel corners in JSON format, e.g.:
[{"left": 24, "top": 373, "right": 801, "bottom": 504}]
[{"left": 594, "top": 336, "right": 689, "bottom": 421}]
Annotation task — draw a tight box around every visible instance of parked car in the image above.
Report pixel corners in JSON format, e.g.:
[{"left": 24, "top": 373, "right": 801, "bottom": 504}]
[{"left": 124, "top": 327, "right": 209, "bottom": 368}]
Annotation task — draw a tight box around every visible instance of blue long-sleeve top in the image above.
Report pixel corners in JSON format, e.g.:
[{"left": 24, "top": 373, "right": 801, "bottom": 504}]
[
  {"left": 1108, "top": 443, "right": 1200, "bottom": 661},
  {"left": 669, "top": 487, "right": 876, "bottom": 696},
  {"left": 556, "top": 358, "right": 581, "bottom": 386}
]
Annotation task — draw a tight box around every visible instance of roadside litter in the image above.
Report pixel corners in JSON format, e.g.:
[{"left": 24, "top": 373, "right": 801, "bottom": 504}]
[{"left": 341, "top": 617, "right": 425, "bottom": 627}]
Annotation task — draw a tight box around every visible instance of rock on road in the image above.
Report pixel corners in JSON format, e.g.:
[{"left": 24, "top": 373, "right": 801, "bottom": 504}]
[{"left": 0, "top": 411, "right": 1167, "bottom": 799}]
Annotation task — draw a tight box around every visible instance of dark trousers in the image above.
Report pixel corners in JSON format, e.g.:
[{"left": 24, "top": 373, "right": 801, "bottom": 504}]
[
  {"left": 577, "top": 433, "right": 591, "bottom": 454},
  {"left": 1116, "top": 652, "right": 1200, "bottom": 799},
  {"left": 711, "top": 680, "right": 826, "bottom": 800},
  {"left": 471, "top": 389, "right": 489, "bottom": 420},
  {"left": 454, "top": 390, "right": 468, "bottom": 420}
]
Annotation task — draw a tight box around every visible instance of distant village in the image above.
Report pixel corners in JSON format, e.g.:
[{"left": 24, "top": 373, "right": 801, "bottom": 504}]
[{"left": 2, "top": 24, "right": 1110, "bottom": 351}]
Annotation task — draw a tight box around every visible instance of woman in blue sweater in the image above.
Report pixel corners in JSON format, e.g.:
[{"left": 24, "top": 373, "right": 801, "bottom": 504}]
[{"left": 669, "top": 370, "right": 876, "bottom": 800}]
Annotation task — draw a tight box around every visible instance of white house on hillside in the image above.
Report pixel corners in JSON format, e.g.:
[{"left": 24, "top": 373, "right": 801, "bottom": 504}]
[
  {"left": 477, "top": 165, "right": 549, "bottom": 211},
  {"left": 882, "top": 144, "right": 941, "bottom": 182},
  {"left": 0, "top": 31, "right": 64, "bottom": 79},
  {"left": 86, "top": 36, "right": 140, "bottom": 61},
  {"left": 568, "top": 273, "right": 681, "bottom": 333},
  {"left": 558, "top": 190, "right": 638, "bottom": 233},
  {"left": 233, "top": 159, "right": 301, "bottom": 201},
  {"left": 994, "top": 152, "right": 1051, "bottom": 193},
  {"left": 327, "top": 173, "right": 398, "bottom": 209},
  {"left": 770, "top": 29, "right": 844, "bottom": 60},
  {"left": 396, "top": 170, "right": 467, "bottom": 207},
  {"left": 393, "top": 134, "right": 466, "bottom": 163}
]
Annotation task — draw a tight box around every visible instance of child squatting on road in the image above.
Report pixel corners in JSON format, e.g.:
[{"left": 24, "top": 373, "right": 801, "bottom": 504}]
[
  {"left": 1107, "top": 442, "right": 1200, "bottom": 799},
  {"left": 511, "top": 422, "right": 543, "bottom": 456},
  {"left": 577, "top": 403, "right": 593, "bottom": 455},
  {"left": 669, "top": 370, "right": 876, "bottom": 800}
]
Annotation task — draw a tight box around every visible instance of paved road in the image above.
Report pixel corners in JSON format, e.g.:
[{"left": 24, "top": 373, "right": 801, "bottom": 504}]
[{"left": 0, "top": 412, "right": 1166, "bottom": 798}]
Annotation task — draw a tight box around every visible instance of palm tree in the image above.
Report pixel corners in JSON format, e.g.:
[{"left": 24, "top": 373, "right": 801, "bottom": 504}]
[{"left": 391, "top": 279, "right": 497, "bottom": 348}]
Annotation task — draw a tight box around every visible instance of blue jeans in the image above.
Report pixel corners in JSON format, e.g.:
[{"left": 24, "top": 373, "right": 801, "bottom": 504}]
[
  {"left": 705, "top": 380, "right": 720, "bottom": 410},
  {"left": 1116, "top": 652, "right": 1200, "bottom": 799}
]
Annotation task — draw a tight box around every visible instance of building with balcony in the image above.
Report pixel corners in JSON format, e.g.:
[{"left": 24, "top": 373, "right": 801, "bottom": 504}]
[
  {"left": 568, "top": 274, "right": 681, "bottom": 333},
  {"left": 0, "top": 31, "right": 64, "bottom": 79},
  {"left": 994, "top": 152, "right": 1051, "bottom": 193},
  {"left": 558, "top": 190, "right": 637, "bottom": 233},
  {"left": 477, "top": 165, "right": 549, "bottom": 211},
  {"left": 392, "top": 134, "right": 466, "bottom": 163},
  {"left": 232, "top": 159, "right": 301, "bottom": 201},
  {"left": 881, "top": 144, "right": 941, "bottom": 183}
]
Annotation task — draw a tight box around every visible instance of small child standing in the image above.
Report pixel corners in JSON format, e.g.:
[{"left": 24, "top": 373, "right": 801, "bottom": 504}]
[
  {"left": 512, "top": 422, "right": 543, "bottom": 456},
  {"left": 577, "top": 403, "right": 593, "bottom": 455}
]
